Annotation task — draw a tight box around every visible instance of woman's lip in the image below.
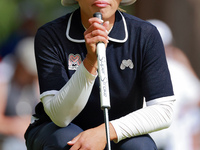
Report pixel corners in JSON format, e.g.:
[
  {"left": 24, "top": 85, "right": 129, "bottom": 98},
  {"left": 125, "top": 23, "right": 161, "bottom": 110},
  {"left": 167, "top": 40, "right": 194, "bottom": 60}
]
[{"left": 93, "top": 1, "right": 110, "bottom": 7}]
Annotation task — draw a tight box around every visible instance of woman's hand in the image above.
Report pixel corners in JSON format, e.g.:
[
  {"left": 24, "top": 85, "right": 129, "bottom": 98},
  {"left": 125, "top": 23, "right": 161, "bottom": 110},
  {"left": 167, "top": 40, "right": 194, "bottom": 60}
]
[
  {"left": 84, "top": 18, "right": 109, "bottom": 60},
  {"left": 68, "top": 124, "right": 107, "bottom": 150},
  {"left": 83, "top": 17, "right": 109, "bottom": 75},
  {"left": 67, "top": 123, "right": 117, "bottom": 150}
]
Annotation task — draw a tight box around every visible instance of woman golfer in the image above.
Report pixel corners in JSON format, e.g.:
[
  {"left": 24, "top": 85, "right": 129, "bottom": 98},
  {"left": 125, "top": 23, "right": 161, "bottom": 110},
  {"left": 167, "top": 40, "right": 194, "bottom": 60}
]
[{"left": 25, "top": 0, "right": 175, "bottom": 149}]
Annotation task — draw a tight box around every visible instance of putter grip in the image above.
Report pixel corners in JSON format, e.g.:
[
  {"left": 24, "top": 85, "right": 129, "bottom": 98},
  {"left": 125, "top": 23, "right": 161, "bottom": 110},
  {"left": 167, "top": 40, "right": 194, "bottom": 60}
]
[
  {"left": 93, "top": 12, "right": 111, "bottom": 109},
  {"left": 93, "top": 12, "right": 103, "bottom": 21}
]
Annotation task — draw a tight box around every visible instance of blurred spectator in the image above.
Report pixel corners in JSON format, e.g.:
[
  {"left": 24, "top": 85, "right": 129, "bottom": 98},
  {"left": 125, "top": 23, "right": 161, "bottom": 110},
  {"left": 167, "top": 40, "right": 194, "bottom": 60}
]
[
  {"left": 0, "top": 1, "right": 38, "bottom": 60},
  {"left": 0, "top": 37, "right": 39, "bottom": 150},
  {"left": 147, "top": 19, "right": 200, "bottom": 150}
]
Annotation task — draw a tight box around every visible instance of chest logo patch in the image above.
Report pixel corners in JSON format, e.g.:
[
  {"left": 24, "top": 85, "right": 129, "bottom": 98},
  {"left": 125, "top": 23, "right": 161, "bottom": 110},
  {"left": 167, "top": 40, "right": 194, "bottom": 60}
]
[
  {"left": 120, "top": 59, "right": 134, "bottom": 70},
  {"left": 68, "top": 54, "right": 82, "bottom": 70}
]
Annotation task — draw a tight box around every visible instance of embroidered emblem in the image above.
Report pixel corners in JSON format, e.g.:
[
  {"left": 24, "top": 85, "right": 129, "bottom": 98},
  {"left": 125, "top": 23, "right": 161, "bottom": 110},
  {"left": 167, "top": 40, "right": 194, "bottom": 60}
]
[
  {"left": 120, "top": 59, "right": 134, "bottom": 70},
  {"left": 68, "top": 54, "right": 82, "bottom": 70}
]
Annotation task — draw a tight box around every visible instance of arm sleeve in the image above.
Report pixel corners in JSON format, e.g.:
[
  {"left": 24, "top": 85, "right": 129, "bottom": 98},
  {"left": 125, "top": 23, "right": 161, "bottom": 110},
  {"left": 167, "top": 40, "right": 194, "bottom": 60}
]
[
  {"left": 111, "top": 96, "right": 175, "bottom": 143},
  {"left": 41, "top": 63, "right": 97, "bottom": 127},
  {"left": 34, "top": 27, "right": 97, "bottom": 127}
]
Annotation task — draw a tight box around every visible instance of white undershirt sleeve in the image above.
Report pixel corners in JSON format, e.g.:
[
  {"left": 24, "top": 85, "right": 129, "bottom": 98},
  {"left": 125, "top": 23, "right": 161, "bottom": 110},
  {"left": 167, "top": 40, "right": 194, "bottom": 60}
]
[
  {"left": 110, "top": 96, "right": 176, "bottom": 143},
  {"left": 41, "top": 63, "right": 97, "bottom": 127}
]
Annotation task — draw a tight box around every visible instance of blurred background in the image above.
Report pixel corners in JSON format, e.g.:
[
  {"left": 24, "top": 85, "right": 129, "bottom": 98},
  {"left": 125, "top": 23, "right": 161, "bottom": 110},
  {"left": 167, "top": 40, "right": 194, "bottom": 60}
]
[{"left": 0, "top": 0, "right": 199, "bottom": 150}]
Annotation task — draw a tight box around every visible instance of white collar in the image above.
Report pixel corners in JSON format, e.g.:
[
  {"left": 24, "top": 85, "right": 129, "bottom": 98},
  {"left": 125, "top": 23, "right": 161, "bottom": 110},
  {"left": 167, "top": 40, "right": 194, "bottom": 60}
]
[{"left": 66, "top": 10, "right": 128, "bottom": 43}]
